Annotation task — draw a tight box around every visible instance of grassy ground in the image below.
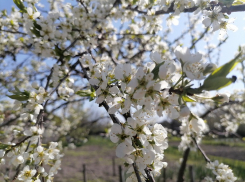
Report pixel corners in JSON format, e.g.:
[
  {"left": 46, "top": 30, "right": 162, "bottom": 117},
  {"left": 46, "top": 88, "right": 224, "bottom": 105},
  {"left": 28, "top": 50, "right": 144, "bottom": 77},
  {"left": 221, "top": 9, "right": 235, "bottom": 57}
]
[
  {"left": 169, "top": 136, "right": 245, "bottom": 148},
  {"left": 163, "top": 146, "right": 245, "bottom": 181},
  {"left": 55, "top": 136, "right": 245, "bottom": 182}
]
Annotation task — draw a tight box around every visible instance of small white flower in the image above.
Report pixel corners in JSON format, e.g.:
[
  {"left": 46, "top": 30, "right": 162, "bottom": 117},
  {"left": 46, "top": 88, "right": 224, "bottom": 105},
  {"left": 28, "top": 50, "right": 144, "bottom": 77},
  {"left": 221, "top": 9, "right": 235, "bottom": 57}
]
[
  {"left": 189, "top": 116, "right": 206, "bottom": 134},
  {"left": 202, "top": 6, "right": 224, "bottom": 31},
  {"left": 18, "top": 165, "right": 36, "bottom": 181},
  {"left": 175, "top": 46, "right": 205, "bottom": 80},
  {"left": 24, "top": 7, "right": 40, "bottom": 20},
  {"left": 167, "top": 14, "right": 179, "bottom": 27},
  {"left": 150, "top": 52, "right": 163, "bottom": 64},
  {"left": 0, "top": 150, "right": 5, "bottom": 158},
  {"left": 116, "top": 140, "right": 135, "bottom": 158},
  {"left": 12, "top": 155, "right": 24, "bottom": 166}
]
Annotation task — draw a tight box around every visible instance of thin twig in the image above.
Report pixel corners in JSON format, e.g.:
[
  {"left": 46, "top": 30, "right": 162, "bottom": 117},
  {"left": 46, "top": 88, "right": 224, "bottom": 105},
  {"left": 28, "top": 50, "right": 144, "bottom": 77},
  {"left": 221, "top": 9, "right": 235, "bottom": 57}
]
[
  {"left": 0, "top": 115, "right": 20, "bottom": 127},
  {"left": 133, "top": 163, "right": 142, "bottom": 182},
  {"left": 144, "top": 167, "right": 155, "bottom": 182},
  {"left": 190, "top": 27, "right": 209, "bottom": 50},
  {"left": 192, "top": 137, "right": 211, "bottom": 163},
  {"left": 79, "top": 0, "right": 89, "bottom": 14},
  {"left": 44, "top": 60, "right": 81, "bottom": 108},
  {"left": 0, "top": 29, "right": 27, "bottom": 35}
]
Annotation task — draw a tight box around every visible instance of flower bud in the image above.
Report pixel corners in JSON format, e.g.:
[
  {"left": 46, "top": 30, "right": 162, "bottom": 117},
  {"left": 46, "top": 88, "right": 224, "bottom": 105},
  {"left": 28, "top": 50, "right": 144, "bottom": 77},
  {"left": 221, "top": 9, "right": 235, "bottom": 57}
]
[
  {"left": 203, "top": 63, "right": 217, "bottom": 75},
  {"left": 163, "top": 162, "right": 168, "bottom": 168},
  {"left": 32, "top": 81, "right": 39, "bottom": 89},
  {"left": 212, "top": 93, "right": 230, "bottom": 103},
  {"left": 0, "top": 150, "right": 5, "bottom": 158}
]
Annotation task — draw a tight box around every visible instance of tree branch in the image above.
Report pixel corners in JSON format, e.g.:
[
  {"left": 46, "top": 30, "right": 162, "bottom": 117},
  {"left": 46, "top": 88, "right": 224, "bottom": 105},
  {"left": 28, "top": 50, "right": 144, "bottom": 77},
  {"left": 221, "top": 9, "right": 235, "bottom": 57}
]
[
  {"left": 144, "top": 167, "right": 155, "bottom": 182},
  {"left": 126, "top": 4, "right": 245, "bottom": 15},
  {"left": 200, "top": 100, "right": 244, "bottom": 119},
  {"left": 177, "top": 148, "right": 190, "bottom": 182},
  {"left": 133, "top": 163, "right": 142, "bottom": 182}
]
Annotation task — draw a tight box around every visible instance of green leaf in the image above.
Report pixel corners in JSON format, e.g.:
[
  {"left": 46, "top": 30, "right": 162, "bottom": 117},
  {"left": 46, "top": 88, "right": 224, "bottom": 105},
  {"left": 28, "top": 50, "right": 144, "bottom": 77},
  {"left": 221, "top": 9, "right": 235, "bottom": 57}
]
[
  {"left": 54, "top": 45, "right": 63, "bottom": 56},
  {"left": 200, "top": 76, "right": 235, "bottom": 91},
  {"left": 204, "top": 53, "right": 241, "bottom": 84},
  {"left": 151, "top": 62, "right": 164, "bottom": 80},
  {"left": 7, "top": 94, "right": 29, "bottom": 101},
  {"left": 33, "top": 21, "right": 42, "bottom": 30},
  {"left": 232, "top": 0, "right": 245, "bottom": 5},
  {"left": 182, "top": 95, "right": 196, "bottom": 102},
  {"left": 13, "top": 0, "right": 27, "bottom": 13},
  {"left": 7, "top": 87, "right": 30, "bottom": 101},
  {"left": 185, "top": 53, "right": 241, "bottom": 94},
  {"left": 219, "top": 0, "right": 235, "bottom": 6},
  {"left": 30, "top": 27, "right": 41, "bottom": 37}
]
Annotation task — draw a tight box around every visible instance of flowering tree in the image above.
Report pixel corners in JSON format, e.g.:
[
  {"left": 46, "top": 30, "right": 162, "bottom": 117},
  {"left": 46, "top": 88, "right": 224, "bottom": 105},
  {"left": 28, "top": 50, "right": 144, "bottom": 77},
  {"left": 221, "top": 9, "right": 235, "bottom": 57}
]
[{"left": 0, "top": 0, "right": 245, "bottom": 181}]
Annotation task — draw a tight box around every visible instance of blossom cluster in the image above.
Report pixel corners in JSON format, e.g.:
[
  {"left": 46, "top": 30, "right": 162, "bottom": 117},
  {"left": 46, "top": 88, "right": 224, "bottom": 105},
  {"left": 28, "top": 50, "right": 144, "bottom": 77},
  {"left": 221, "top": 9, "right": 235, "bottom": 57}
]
[
  {"left": 0, "top": 0, "right": 244, "bottom": 181},
  {"left": 205, "top": 160, "right": 237, "bottom": 182},
  {"left": 51, "top": 64, "right": 75, "bottom": 99},
  {"left": 0, "top": 127, "right": 62, "bottom": 182},
  {"left": 80, "top": 44, "right": 232, "bottom": 180},
  {"left": 0, "top": 83, "right": 64, "bottom": 181},
  {"left": 83, "top": 45, "right": 212, "bottom": 121},
  {"left": 12, "top": 85, "right": 47, "bottom": 123},
  {"left": 110, "top": 120, "right": 168, "bottom": 181},
  {"left": 207, "top": 90, "right": 245, "bottom": 133}
]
